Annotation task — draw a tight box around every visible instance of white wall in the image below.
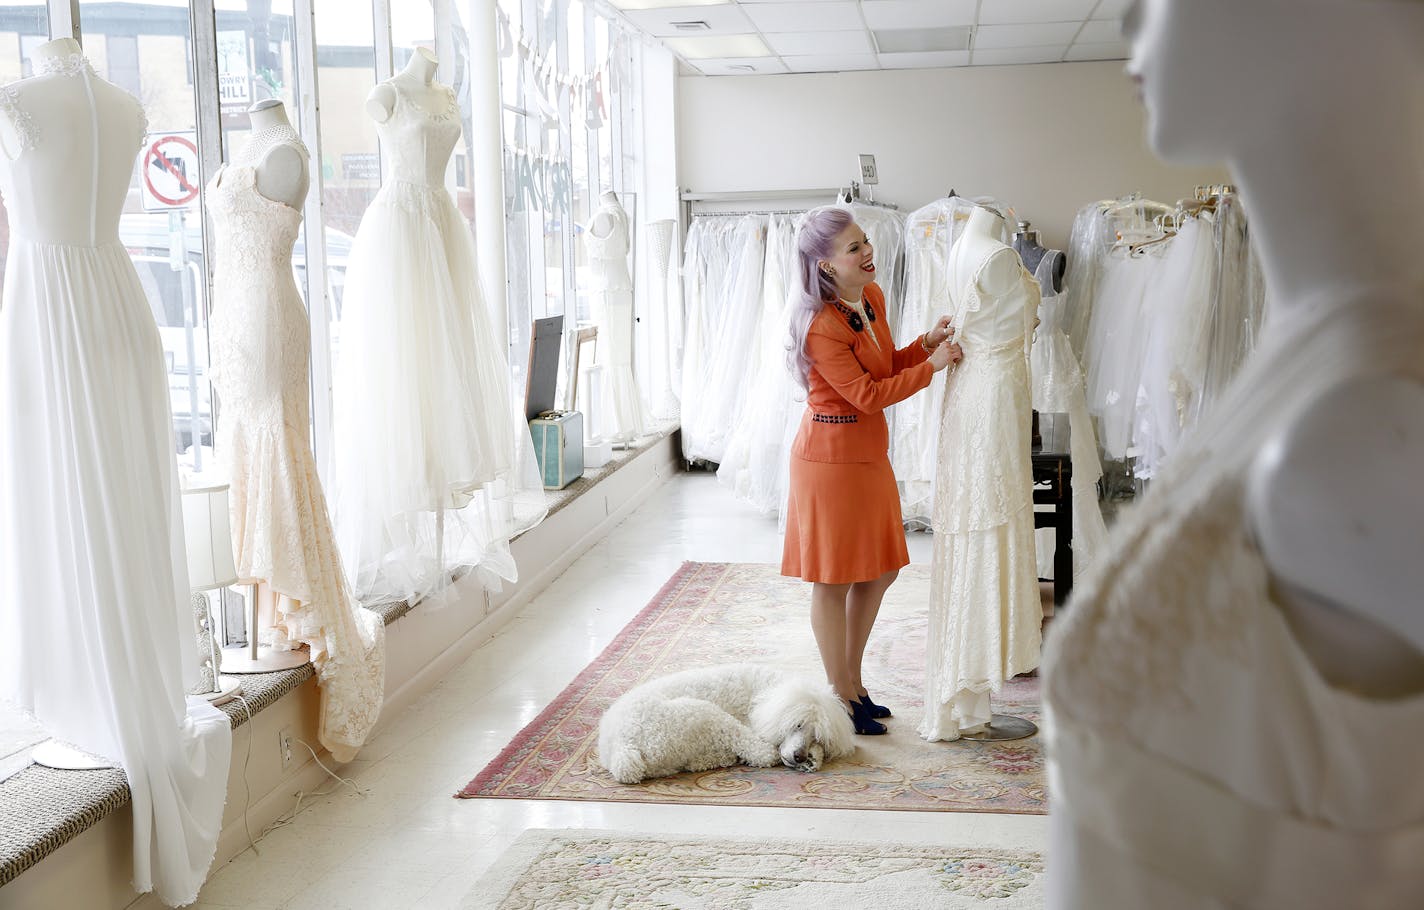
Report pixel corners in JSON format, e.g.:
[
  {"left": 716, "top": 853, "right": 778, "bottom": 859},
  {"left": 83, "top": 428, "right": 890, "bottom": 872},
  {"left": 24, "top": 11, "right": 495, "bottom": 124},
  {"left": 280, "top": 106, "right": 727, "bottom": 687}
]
[{"left": 676, "top": 61, "right": 1229, "bottom": 250}]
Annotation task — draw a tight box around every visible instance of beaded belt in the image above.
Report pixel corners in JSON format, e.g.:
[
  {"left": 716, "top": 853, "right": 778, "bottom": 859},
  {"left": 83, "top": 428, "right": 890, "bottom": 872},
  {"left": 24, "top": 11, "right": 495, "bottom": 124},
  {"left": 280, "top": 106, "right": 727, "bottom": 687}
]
[{"left": 811, "top": 413, "right": 858, "bottom": 424}]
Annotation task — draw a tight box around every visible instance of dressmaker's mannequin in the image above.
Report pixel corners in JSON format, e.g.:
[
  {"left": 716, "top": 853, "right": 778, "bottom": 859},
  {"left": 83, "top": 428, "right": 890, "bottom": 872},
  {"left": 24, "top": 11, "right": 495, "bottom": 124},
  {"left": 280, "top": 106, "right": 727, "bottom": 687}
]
[
  {"left": 1040, "top": 2, "right": 1424, "bottom": 904},
  {"left": 242, "top": 99, "right": 308, "bottom": 210},
  {"left": 922, "top": 202, "right": 1041, "bottom": 742},
  {"left": 949, "top": 206, "right": 1019, "bottom": 301},
  {"left": 367, "top": 47, "right": 441, "bottom": 123},
  {"left": 584, "top": 189, "right": 646, "bottom": 443},
  {"left": 1012, "top": 222, "right": 1064, "bottom": 295},
  {"left": 1130, "top": 0, "right": 1424, "bottom": 696}
]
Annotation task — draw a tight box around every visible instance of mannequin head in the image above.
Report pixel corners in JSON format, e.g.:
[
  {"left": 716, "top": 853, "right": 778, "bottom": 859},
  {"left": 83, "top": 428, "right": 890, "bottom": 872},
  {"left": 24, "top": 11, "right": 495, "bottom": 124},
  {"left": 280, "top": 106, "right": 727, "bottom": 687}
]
[
  {"left": 1127, "top": 0, "right": 1424, "bottom": 164},
  {"left": 247, "top": 99, "right": 291, "bottom": 131},
  {"left": 964, "top": 204, "right": 1005, "bottom": 241}
]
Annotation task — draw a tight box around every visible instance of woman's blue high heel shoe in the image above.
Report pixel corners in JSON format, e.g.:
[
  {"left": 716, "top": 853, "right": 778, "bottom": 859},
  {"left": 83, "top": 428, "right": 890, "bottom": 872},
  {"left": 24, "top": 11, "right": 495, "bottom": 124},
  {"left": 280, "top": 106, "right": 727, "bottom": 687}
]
[
  {"left": 858, "top": 693, "right": 891, "bottom": 720},
  {"left": 848, "top": 697, "right": 887, "bottom": 735}
]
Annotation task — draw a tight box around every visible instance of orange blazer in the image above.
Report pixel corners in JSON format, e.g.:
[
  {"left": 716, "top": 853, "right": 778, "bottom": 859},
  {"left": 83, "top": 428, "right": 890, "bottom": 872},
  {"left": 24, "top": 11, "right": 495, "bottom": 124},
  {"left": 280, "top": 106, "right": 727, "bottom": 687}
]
[{"left": 791, "top": 283, "right": 933, "bottom": 464}]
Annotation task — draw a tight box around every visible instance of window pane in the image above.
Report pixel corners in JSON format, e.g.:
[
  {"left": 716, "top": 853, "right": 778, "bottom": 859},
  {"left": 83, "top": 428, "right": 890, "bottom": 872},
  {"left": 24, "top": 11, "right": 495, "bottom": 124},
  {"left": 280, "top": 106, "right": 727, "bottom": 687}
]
[
  {"left": 0, "top": 4, "right": 48, "bottom": 292},
  {"left": 218, "top": 1, "right": 306, "bottom": 316},
  {"left": 313, "top": 0, "right": 378, "bottom": 371},
  {"left": 79, "top": 0, "right": 211, "bottom": 468},
  {"left": 391, "top": 1, "right": 434, "bottom": 71}
]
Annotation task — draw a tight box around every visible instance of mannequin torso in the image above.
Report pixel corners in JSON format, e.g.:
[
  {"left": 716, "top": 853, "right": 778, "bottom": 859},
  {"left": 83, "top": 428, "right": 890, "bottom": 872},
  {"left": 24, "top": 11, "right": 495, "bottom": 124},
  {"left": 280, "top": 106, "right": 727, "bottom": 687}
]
[
  {"left": 949, "top": 207, "right": 1020, "bottom": 309},
  {"left": 1013, "top": 227, "right": 1064, "bottom": 295},
  {"left": 367, "top": 48, "right": 444, "bottom": 124},
  {"left": 240, "top": 100, "right": 308, "bottom": 210},
  {"left": 0, "top": 38, "right": 147, "bottom": 245}
]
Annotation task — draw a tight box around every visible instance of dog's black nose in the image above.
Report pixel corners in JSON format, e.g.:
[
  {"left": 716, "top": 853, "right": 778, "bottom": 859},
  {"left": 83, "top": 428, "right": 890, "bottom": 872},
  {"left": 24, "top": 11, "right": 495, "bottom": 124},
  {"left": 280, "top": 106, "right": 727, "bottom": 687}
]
[{"left": 792, "top": 749, "right": 807, "bottom": 764}]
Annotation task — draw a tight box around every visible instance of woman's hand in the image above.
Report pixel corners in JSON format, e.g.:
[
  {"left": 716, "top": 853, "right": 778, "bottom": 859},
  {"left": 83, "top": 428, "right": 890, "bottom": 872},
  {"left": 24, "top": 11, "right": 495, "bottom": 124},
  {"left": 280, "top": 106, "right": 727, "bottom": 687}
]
[
  {"left": 929, "top": 341, "right": 963, "bottom": 372},
  {"left": 925, "top": 316, "right": 955, "bottom": 349}
]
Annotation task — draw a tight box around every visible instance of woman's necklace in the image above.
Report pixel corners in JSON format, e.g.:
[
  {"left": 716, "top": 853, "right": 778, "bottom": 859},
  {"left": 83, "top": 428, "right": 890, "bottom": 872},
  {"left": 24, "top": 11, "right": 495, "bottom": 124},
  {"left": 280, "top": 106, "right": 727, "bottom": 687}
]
[{"left": 833, "top": 297, "right": 880, "bottom": 348}]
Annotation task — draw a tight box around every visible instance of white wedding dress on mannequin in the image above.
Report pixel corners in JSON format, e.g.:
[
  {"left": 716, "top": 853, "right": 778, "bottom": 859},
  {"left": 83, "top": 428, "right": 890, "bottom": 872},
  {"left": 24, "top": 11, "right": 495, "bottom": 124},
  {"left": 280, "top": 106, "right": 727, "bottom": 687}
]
[
  {"left": 329, "top": 66, "right": 544, "bottom": 605},
  {"left": 921, "top": 219, "right": 1042, "bottom": 742},
  {"left": 207, "top": 125, "right": 384, "bottom": 762},
  {"left": 585, "top": 192, "right": 646, "bottom": 443},
  {"left": 0, "top": 44, "right": 230, "bottom": 905},
  {"left": 1028, "top": 253, "right": 1109, "bottom": 578}
]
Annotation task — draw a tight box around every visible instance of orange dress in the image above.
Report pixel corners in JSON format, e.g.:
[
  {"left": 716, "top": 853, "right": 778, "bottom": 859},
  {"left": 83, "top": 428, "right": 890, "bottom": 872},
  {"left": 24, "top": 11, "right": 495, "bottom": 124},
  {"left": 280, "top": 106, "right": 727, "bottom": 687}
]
[{"left": 781, "top": 283, "right": 934, "bottom": 584}]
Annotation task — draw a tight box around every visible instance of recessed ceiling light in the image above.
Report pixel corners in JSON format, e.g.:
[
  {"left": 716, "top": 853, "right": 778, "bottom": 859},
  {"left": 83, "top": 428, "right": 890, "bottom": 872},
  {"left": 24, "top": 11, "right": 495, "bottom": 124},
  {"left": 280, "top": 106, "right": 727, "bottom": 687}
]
[
  {"left": 671, "top": 20, "right": 711, "bottom": 31},
  {"left": 727, "top": 64, "right": 756, "bottom": 72},
  {"left": 873, "top": 26, "right": 973, "bottom": 55},
  {"left": 607, "top": 0, "right": 730, "bottom": 9}
]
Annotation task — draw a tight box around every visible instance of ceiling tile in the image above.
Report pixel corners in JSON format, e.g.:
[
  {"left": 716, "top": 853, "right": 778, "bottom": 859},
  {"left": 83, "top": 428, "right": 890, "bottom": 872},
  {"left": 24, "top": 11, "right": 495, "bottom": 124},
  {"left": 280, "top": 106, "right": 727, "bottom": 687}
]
[
  {"left": 971, "top": 46, "right": 1067, "bottom": 66},
  {"left": 861, "top": 0, "right": 977, "bottom": 30},
  {"left": 876, "top": 50, "right": 971, "bottom": 69},
  {"left": 1064, "top": 41, "right": 1131, "bottom": 61},
  {"left": 766, "top": 30, "right": 873, "bottom": 56},
  {"left": 663, "top": 33, "right": 773, "bottom": 58},
  {"left": 1076, "top": 19, "right": 1124, "bottom": 44},
  {"left": 692, "top": 56, "right": 791, "bottom": 75},
  {"left": 742, "top": 1, "right": 864, "bottom": 32},
  {"left": 623, "top": 4, "right": 755, "bottom": 37},
  {"left": 781, "top": 53, "right": 881, "bottom": 73},
  {"left": 1091, "top": 0, "right": 1135, "bottom": 19},
  {"left": 974, "top": 22, "right": 1082, "bottom": 49},
  {"left": 977, "top": 0, "right": 1097, "bottom": 26}
]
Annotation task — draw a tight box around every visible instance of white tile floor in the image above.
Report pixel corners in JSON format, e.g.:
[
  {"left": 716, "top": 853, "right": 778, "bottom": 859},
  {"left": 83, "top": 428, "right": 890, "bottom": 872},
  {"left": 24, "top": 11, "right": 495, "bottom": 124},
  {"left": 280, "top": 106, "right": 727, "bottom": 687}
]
[{"left": 190, "top": 472, "right": 1050, "bottom": 909}]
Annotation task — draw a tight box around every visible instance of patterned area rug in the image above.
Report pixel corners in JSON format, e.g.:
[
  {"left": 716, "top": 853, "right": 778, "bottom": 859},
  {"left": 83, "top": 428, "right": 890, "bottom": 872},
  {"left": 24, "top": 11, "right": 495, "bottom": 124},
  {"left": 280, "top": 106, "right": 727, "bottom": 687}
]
[
  {"left": 459, "top": 562, "right": 1046, "bottom": 814},
  {"left": 465, "top": 828, "right": 1045, "bottom": 909}
]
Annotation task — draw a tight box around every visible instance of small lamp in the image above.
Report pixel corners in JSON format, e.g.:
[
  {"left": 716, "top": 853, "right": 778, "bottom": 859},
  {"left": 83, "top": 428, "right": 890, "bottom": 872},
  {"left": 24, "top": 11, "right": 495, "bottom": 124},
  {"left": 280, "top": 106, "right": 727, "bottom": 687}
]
[{"left": 182, "top": 477, "right": 243, "bottom": 704}]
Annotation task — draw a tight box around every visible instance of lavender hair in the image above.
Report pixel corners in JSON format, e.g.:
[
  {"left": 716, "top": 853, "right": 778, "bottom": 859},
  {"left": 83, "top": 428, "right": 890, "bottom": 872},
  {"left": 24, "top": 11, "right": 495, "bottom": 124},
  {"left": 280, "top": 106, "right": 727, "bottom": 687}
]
[{"left": 787, "top": 206, "right": 855, "bottom": 393}]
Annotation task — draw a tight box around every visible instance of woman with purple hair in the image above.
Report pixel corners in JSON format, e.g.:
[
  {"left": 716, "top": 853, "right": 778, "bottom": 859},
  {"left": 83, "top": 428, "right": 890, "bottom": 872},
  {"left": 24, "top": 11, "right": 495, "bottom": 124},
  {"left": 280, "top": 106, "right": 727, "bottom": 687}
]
[{"left": 781, "top": 206, "right": 960, "bottom": 735}]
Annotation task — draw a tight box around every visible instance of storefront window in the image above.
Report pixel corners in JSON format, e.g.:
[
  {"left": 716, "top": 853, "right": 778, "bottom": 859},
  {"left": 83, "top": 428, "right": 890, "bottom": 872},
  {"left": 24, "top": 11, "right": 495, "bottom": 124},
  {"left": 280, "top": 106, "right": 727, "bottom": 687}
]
[
  {"left": 77, "top": 0, "right": 210, "bottom": 468},
  {"left": 0, "top": 4, "right": 48, "bottom": 292}
]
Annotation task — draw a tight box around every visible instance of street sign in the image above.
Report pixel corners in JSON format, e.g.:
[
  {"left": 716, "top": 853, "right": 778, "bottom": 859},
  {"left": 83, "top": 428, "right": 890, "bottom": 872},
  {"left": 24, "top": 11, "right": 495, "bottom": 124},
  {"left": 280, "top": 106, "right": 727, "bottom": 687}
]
[{"left": 141, "top": 132, "right": 201, "bottom": 211}]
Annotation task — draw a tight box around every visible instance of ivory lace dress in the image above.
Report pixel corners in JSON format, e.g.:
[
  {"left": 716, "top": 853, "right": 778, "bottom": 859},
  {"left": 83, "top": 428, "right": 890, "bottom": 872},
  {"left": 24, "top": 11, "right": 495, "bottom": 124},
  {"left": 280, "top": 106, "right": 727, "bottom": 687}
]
[
  {"left": 207, "top": 128, "right": 384, "bottom": 762},
  {"left": 921, "top": 247, "right": 1043, "bottom": 742},
  {"left": 1043, "top": 293, "right": 1424, "bottom": 907}
]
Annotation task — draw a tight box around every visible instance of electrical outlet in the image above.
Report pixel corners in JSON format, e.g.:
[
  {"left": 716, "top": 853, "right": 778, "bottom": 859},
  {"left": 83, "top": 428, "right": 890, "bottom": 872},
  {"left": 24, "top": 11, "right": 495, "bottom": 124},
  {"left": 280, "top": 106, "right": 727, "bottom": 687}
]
[{"left": 278, "top": 726, "right": 295, "bottom": 771}]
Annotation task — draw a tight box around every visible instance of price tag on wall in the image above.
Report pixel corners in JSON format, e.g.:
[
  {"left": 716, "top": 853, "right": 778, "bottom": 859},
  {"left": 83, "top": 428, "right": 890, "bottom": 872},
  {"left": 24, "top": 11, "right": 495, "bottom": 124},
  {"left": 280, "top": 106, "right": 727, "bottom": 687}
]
[{"left": 858, "top": 153, "right": 879, "bottom": 186}]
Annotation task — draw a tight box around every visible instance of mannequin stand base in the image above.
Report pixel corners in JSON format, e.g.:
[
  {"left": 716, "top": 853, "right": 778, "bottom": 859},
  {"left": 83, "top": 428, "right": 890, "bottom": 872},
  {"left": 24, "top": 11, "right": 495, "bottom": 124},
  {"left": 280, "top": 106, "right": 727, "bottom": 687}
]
[
  {"left": 32, "top": 742, "right": 114, "bottom": 771},
  {"left": 220, "top": 645, "right": 311, "bottom": 674},
  {"left": 958, "top": 715, "right": 1038, "bottom": 742},
  {"left": 202, "top": 675, "right": 245, "bottom": 706}
]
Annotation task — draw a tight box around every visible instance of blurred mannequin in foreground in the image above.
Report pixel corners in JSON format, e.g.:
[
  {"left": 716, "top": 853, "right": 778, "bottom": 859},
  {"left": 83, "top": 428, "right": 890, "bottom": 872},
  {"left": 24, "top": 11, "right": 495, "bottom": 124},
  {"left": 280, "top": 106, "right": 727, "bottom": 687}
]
[{"left": 1042, "top": 0, "right": 1424, "bottom": 906}]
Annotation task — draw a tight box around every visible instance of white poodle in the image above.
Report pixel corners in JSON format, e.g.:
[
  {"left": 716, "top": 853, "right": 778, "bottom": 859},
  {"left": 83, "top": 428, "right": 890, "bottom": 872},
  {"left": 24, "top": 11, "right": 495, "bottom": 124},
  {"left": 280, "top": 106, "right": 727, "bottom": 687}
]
[{"left": 596, "top": 663, "right": 856, "bottom": 785}]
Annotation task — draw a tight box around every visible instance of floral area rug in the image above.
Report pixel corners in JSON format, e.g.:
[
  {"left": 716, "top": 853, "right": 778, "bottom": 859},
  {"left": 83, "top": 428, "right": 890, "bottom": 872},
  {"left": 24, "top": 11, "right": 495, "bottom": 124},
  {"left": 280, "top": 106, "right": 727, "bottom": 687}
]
[
  {"left": 464, "top": 828, "right": 1045, "bottom": 909},
  {"left": 459, "top": 562, "right": 1046, "bottom": 814}
]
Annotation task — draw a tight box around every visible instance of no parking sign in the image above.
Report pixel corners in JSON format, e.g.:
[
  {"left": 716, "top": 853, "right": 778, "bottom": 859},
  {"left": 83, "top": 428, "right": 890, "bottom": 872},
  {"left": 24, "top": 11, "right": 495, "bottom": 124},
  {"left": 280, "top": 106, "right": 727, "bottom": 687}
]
[{"left": 140, "top": 132, "right": 201, "bottom": 211}]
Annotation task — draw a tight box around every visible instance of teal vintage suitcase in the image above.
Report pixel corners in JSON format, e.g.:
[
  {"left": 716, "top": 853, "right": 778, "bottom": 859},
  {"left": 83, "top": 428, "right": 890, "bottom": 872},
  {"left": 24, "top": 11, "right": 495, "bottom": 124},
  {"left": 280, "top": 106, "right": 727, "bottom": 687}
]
[{"left": 529, "top": 410, "right": 584, "bottom": 490}]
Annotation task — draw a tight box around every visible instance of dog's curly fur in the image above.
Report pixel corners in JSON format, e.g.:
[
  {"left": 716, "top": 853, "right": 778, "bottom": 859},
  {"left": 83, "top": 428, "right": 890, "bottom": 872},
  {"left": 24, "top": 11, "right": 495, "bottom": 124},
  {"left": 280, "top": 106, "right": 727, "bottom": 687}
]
[{"left": 596, "top": 663, "right": 856, "bottom": 785}]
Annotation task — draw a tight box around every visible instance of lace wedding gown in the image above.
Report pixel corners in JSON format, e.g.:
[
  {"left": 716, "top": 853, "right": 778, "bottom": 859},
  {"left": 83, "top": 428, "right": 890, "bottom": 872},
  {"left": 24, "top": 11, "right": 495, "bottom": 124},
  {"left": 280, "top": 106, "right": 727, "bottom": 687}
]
[
  {"left": 1042, "top": 292, "right": 1424, "bottom": 907},
  {"left": 921, "top": 246, "right": 1042, "bottom": 742},
  {"left": 0, "top": 50, "right": 229, "bottom": 905},
  {"left": 328, "top": 74, "right": 544, "bottom": 605},
  {"left": 207, "top": 130, "right": 384, "bottom": 762}
]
